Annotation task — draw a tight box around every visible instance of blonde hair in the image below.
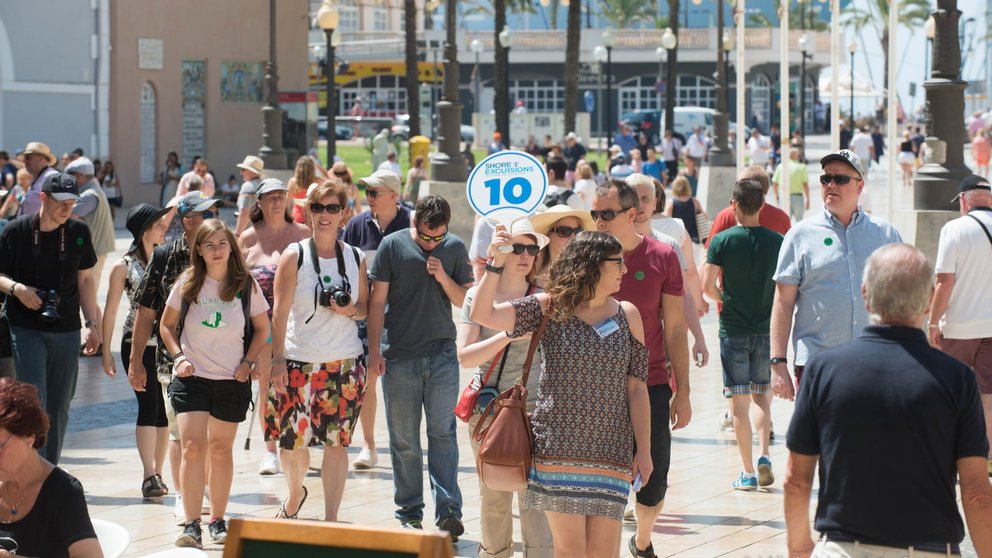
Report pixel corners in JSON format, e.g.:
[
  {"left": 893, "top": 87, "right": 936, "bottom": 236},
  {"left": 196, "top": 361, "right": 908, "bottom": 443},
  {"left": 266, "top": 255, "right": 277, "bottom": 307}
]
[
  {"left": 576, "top": 162, "right": 593, "bottom": 180},
  {"left": 291, "top": 156, "right": 316, "bottom": 197},
  {"left": 671, "top": 175, "right": 692, "bottom": 197}
]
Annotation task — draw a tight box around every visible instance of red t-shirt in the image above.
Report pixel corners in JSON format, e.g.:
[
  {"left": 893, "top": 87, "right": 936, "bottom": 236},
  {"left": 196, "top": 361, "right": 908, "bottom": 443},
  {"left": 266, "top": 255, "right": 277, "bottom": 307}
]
[
  {"left": 616, "top": 236, "right": 684, "bottom": 386},
  {"left": 705, "top": 204, "right": 791, "bottom": 248}
]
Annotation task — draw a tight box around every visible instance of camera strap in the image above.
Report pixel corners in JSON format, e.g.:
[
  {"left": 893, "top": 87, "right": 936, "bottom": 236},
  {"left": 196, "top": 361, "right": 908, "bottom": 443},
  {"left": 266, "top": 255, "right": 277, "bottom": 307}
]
[{"left": 305, "top": 237, "right": 350, "bottom": 324}]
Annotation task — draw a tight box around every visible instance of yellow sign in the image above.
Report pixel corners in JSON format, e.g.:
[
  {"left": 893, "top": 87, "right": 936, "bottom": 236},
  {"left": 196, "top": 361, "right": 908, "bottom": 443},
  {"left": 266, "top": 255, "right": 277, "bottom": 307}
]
[{"left": 309, "top": 61, "right": 443, "bottom": 87}]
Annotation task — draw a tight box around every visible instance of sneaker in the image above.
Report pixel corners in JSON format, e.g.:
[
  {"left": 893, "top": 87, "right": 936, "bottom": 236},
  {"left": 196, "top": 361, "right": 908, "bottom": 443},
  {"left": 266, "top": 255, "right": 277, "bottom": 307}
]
[
  {"left": 352, "top": 447, "right": 378, "bottom": 469},
  {"left": 258, "top": 452, "right": 281, "bottom": 475},
  {"left": 716, "top": 410, "right": 734, "bottom": 431},
  {"left": 757, "top": 456, "right": 775, "bottom": 487},
  {"left": 623, "top": 505, "right": 636, "bottom": 523},
  {"left": 174, "top": 493, "right": 186, "bottom": 526},
  {"left": 437, "top": 514, "right": 464, "bottom": 542},
  {"left": 628, "top": 534, "right": 658, "bottom": 558},
  {"left": 175, "top": 519, "right": 202, "bottom": 549},
  {"left": 208, "top": 518, "right": 228, "bottom": 543},
  {"left": 732, "top": 472, "right": 758, "bottom": 491},
  {"left": 400, "top": 519, "right": 423, "bottom": 530}
]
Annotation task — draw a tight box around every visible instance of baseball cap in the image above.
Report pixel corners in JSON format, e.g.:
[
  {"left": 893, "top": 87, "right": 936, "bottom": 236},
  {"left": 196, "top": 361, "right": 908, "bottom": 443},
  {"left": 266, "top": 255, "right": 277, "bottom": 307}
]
[
  {"left": 951, "top": 174, "right": 991, "bottom": 202},
  {"left": 358, "top": 169, "right": 401, "bottom": 192},
  {"left": 42, "top": 173, "right": 80, "bottom": 202},
  {"left": 256, "top": 178, "right": 288, "bottom": 196},
  {"left": 819, "top": 149, "right": 865, "bottom": 180},
  {"left": 176, "top": 191, "right": 220, "bottom": 216},
  {"left": 64, "top": 157, "right": 95, "bottom": 177}
]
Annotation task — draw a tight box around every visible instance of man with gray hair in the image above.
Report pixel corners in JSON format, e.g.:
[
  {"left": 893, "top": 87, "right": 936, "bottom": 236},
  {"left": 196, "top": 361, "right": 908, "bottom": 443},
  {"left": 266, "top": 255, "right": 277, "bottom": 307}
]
[
  {"left": 785, "top": 243, "right": 992, "bottom": 558},
  {"left": 929, "top": 174, "right": 992, "bottom": 476},
  {"left": 65, "top": 157, "right": 116, "bottom": 287}
]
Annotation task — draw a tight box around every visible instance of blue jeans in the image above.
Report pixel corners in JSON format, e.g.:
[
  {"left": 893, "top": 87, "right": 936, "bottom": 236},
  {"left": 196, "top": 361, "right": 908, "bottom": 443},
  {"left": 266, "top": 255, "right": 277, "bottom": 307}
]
[
  {"left": 719, "top": 334, "right": 771, "bottom": 395},
  {"left": 381, "top": 340, "right": 462, "bottom": 524},
  {"left": 10, "top": 327, "right": 81, "bottom": 465}
]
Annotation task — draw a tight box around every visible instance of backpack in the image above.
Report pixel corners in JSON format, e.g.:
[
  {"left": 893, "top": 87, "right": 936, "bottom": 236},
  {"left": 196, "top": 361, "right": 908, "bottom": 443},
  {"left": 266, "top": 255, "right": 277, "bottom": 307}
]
[
  {"left": 543, "top": 189, "right": 575, "bottom": 209},
  {"left": 176, "top": 283, "right": 254, "bottom": 359}
]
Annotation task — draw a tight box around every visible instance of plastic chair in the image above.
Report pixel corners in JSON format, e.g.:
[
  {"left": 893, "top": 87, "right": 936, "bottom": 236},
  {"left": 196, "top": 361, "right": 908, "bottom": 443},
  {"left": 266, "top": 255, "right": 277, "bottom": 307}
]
[{"left": 91, "top": 518, "right": 129, "bottom": 558}]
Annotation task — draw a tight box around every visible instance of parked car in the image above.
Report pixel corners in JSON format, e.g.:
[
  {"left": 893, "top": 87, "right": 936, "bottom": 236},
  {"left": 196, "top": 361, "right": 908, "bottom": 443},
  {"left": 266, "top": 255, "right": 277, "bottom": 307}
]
[
  {"left": 390, "top": 114, "right": 475, "bottom": 143},
  {"left": 620, "top": 107, "right": 748, "bottom": 146},
  {"left": 317, "top": 118, "right": 355, "bottom": 141}
]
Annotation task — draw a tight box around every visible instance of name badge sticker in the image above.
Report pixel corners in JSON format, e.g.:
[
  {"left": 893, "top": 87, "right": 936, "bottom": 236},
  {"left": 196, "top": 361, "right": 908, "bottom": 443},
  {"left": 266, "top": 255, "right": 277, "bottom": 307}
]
[{"left": 593, "top": 317, "right": 620, "bottom": 338}]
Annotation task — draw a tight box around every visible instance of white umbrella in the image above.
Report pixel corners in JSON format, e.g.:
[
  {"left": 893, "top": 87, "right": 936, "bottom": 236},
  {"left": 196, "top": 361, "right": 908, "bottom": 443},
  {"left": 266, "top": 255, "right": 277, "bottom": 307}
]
[{"left": 818, "top": 68, "right": 885, "bottom": 98}]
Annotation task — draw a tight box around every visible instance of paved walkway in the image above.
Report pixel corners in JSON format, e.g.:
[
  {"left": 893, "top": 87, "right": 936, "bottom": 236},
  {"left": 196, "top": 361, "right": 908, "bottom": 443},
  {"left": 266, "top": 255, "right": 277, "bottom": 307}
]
[{"left": 64, "top": 145, "right": 980, "bottom": 556}]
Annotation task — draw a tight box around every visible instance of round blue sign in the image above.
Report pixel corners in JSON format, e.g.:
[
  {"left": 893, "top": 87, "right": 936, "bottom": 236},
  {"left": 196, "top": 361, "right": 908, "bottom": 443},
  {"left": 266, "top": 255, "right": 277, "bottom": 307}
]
[{"left": 466, "top": 151, "right": 549, "bottom": 226}]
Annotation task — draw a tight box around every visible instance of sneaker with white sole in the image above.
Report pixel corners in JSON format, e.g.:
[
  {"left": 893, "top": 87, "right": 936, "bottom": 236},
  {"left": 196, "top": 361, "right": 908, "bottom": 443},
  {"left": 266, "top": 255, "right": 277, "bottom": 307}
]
[
  {"left": 208, "top": 518, "right": 228, "bottom": 543},
  {"left": 352, "top": 447, "right": 378, "bottom": 469},
  {"left": 716, "top": 410, "right": 734, "bottom": 431},
  {"left": 175, "top": 519, "right": 202, "bottom": 548},
  {"left": 757, "top": 456, "right": 774, "bottom": 487},
  {"left": 258, "top": 452, "right": 281, "bottom": 475},
  {"left": 732, "top": 472, "right": 758, "bottom": 491}
]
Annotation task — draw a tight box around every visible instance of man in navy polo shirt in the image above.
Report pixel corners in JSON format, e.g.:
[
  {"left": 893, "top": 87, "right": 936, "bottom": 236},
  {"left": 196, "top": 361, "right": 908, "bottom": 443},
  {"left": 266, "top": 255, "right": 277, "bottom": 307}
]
[
  {"left": 342, "top": 169, "right": 412, "bottom": 471},
  {"left": 785, "top": 243, "right": 992, "bottom": 558}
]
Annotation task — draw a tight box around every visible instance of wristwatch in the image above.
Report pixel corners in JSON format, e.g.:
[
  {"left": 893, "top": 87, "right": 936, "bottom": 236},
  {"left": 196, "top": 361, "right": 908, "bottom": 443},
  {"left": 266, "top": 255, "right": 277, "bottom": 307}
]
[
  {"left": 770, "top": 357, "right": 788, "bottom": 366},
  {"left": 241, "top": 358, "right": 257, "bottom": 371},
  {"left": 485, "top": 260, "right": 505, "bottom": 274}
]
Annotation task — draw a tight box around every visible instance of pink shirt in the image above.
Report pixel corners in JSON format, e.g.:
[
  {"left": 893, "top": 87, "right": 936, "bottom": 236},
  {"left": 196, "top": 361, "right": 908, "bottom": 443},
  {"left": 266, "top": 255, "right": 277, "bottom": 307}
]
[
  {"left": 176, "top": 170, "right": 216, "bottom": 198},
  {"left": 972, "top": 136, "right": 990, "bottom": 161},
  {"left": 615, "top": 236, "right": 684, "bottom": 386}
]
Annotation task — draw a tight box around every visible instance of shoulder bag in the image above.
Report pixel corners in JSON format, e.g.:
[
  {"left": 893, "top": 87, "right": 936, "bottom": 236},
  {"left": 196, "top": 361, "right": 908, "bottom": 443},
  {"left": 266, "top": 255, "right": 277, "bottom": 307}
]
[{"left": 472, "top": 309, "right": 549, "bottom": 493}]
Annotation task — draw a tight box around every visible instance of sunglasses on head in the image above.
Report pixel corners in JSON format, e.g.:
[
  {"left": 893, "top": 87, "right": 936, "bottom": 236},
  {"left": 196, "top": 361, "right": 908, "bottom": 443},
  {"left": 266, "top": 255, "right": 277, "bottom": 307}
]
[
  {"left": 416, "top": 227, "right": 447, "bottom": 243},
  {"left": 551, "top": 225, "right": 583, "bottom": 238},
  {"left": 309, "top": 202, "right": 342, "bottom": 214},
  {"left": 590, "top": 208, "right": 629, "bottom": 222},
  {"left": 509, "top": 243, "right": 539, "bottom": 256},
  {"left": 819, "top": 174, "right": 857, "bottom": 186}
]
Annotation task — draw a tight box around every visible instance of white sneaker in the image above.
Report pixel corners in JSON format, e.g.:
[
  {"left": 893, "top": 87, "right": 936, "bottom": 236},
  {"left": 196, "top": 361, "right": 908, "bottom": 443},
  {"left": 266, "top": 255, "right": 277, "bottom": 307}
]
[
  {"left": 716, "top": 410, "right": 734, "bottom": 431},
  {"left": 258, "top": 452, "right": 281, "bottom": 475},
  {"left": 174, "top": 493, "right": 186, "bottom": 525},
  {"left": 352, "top": 447, "right": 378, "bottom": 469}
]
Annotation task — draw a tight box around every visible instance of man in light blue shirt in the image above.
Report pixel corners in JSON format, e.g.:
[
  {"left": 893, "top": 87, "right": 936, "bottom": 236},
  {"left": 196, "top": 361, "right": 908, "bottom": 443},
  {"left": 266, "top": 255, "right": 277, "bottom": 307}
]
[{"left": 769, "top": 149, "right": 902, "bottom": 400}]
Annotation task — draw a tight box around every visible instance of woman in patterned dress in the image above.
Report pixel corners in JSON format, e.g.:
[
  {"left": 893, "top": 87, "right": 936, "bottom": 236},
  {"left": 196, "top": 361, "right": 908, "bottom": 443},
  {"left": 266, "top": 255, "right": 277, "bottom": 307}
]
[{"left": 471, "top": 228, "right": 652, "bottom": 558}]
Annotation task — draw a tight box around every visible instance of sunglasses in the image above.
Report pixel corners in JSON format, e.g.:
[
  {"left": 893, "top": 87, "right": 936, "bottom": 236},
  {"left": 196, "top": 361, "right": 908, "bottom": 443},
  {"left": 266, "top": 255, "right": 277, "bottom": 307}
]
[
  {"left": 309, "top": 202, "right": 342, "bottom": 214},
  {"left": 551, "top": 225, "right": 583, "bottom": 238},
  {"left": 819, "top": 174, "right": 857, "bottom": 186},
  {"left": 509, "top": 243, "right": 539, "bottom": 256},
  {"left": 602, "top": 257, "right": 624, "bottom": 267},
  {"left": 365, "top": 189, "right": 388, "bottom": 199},
  {"left": 416, "top": 227, "right": 447, "bottom": 243},
  {"left": 186, "top": 210, "right": 215, "bottom": 219},
  {"left": 590, "top": 208, "right": 629, "bottom": 222}
]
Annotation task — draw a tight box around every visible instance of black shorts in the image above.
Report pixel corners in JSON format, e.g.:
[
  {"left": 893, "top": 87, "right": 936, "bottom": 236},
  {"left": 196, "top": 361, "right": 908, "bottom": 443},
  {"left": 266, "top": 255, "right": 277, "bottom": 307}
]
[
  {"left": 168, "top": 375, "right": 251, "bottom": 423},
  {"left": 635, "top": 384, "right": 673, "bottom": 507}
]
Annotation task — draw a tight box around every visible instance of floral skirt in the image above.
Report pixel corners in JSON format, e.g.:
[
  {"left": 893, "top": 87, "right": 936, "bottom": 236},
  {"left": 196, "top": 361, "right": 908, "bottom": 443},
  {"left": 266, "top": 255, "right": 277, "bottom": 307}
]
[{"left": 264, "top": 357, "right": 366, "bottom": 449}]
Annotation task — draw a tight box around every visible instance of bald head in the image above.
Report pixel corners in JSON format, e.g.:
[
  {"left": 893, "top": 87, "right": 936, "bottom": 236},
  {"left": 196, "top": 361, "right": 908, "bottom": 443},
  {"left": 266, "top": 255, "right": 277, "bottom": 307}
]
[{"left": 862, "top": 243, "right": 933, "bottom": 325}]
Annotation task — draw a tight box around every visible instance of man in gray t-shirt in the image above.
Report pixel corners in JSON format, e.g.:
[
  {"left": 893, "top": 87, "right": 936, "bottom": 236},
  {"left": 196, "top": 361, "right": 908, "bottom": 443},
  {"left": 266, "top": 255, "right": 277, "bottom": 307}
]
[{"left": 367, "top": 194, "right": 473, "bottom": 536}]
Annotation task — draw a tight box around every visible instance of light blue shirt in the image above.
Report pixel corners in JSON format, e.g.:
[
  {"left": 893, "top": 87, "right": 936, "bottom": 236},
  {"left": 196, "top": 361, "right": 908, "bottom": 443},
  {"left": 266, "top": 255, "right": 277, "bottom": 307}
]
[{"left": 773, "top": 207, "right": 902, "bottom": 365}]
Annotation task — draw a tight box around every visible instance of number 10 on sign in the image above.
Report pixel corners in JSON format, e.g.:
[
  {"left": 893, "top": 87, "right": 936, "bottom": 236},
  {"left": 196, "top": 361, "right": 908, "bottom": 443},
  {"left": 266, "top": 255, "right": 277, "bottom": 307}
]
[
  {"left": 484, "top": 177, "right": 532, "bottom": 205},
  {"left": 466, "top": 150, "right": 548, "bottom": 227}
]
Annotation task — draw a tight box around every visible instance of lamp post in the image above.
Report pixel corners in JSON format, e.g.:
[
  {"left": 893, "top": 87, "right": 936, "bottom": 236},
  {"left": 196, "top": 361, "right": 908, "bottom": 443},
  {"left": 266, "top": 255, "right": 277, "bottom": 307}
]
[
  {"left": 593, "top": 45, "right": 607, "bottom": 150},
  {"left": 317, "top": 1, "right": 339, "bottom": 165},
  {"left": 498, "top": 25, "right": 512, "bottom": 147},
  {"left": 924, "top": 16, "right": 935, "bottom": 81},
  {"left": 429, "top": 0, "right": 466, "bottom": 182},
  {"left": 798, "top": 32, "right": 812, "bottom": 144},
  {"left": 661, "top": 27, "right": 677, "bottom": 138},
  {"left": 470, "top": 39, "right": 484, "bottom": 116},
  {"left": 847, "top": 40, "right": 856, "bottom": 123},
  {"left": 258, "top": 0, "right": 287, "bottom": 168},
  {"left": 602, "top": 28, "right": 616, "bottom": 149},
  {"left": 655, "top": 47, "right": 666, "bottom": 116},
  {"left": 709, "top": 0, "right": 733, "bottom": 166}
]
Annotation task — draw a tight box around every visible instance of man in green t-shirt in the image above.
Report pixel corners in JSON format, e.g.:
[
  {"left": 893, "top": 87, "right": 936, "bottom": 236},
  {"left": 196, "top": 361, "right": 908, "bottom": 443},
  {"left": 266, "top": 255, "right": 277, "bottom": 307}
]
[
  {"left": 771, "top": 147, "right": 809, "bottom": 222},
  {"left": 702, "top": 179, "right": 784, "bottom": 491}
]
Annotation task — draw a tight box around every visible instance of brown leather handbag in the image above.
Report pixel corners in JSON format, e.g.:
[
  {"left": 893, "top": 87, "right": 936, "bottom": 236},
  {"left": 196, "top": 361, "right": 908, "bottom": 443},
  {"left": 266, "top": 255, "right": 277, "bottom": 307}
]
[{"left": 471, "top": 312, "right": 549, "bottom": 493}]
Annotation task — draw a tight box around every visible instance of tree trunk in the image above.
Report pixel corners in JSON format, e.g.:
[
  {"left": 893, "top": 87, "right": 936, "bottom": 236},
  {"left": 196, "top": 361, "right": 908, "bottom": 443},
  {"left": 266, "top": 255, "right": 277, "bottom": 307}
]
[
  {"left": 563, "top": 0, "right": 581, "bottom": 133},
  {"left": 494, "top": 0, "right": 509, "bottom": 146},
  {"left": 405, "top": 0, "right": 420, "bottom": 137},
  {"left": 665, "top": 0, "right": 679, "bottom": 134}
]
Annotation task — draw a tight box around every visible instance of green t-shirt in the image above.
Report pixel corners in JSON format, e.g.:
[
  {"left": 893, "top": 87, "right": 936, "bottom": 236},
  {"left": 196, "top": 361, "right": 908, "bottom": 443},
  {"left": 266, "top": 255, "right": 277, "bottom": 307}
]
[
  {"left": 772, "top": 159, "right": 809, "bottom": 195},
  {"left": 706, "top": 225, "right": 784, "bottom": 337}
]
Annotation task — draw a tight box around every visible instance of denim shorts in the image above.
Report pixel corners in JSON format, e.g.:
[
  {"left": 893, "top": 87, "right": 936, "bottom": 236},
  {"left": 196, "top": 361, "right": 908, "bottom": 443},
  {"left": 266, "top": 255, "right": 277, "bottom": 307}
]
[{"left": 720, "top": 335, "right": 771, "bottom": 395}]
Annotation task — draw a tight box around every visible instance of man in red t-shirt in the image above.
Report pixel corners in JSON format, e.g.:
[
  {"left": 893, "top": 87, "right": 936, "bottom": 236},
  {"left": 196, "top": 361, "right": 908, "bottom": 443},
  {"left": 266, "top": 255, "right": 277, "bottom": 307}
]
[
  {"left": 592, "top": 179, "right": 689, "bottom": 558},
  {"left": 704, "top": 166, "right": 791, "bottom": 249}
]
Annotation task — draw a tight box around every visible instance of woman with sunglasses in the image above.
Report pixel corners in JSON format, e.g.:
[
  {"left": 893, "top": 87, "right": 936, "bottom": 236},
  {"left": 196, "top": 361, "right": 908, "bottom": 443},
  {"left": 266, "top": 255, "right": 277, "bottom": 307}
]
[
  {"left": 269, "top": 179, "right": 368, "bottom": 523},
  {"left": 455, "top": 218, "right": 553, "bottom": 557},
  {"left": 528, "top": 205, "right": 596, "bottom": 287},
  {"left": 471, "top": 229, "right": 651, "bottom": 558},
  {"left": 288, "top": 156, "right": 316, "bottom": 224},
  {"left": 237, "top": 179, "right": 309, "bottom": 477},
  {"left": 329, "top": 161, "right": 362, "bottom": 225}
]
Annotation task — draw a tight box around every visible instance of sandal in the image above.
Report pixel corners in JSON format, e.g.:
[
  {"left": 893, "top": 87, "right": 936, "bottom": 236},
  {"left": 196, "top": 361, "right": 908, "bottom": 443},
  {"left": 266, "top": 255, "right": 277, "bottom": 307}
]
[
  {"left": 142, "top": 474, "right": 167, "bottom": 498},
  {"left": 628, "top": 534, "right": 658, "bottom": 558},
  {"left": 275, "top": 486, "right": 308, "bottom": 519},
  {"left": 154, "top": 474, "right": 169, "bottom": 495}
]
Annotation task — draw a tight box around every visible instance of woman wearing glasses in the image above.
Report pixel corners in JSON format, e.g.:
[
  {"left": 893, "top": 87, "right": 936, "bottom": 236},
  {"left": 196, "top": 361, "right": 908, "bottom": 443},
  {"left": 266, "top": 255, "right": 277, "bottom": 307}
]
[
  {"left": 528, "top": 205, "right": 596, "bottom": 287},
  {"left": 268, "top": 179, "right": 368, "bottom": 523},
  {"left": 471, "top": 229, "right": 651, "bottom": 558},
  {"left": 455, "top": 218, "right": 553, "bottom": 557}
]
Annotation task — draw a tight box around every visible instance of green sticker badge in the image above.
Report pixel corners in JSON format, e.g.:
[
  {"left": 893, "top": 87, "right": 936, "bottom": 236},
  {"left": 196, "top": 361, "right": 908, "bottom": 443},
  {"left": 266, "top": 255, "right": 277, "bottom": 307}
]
[
  {"left": 76, "top": 237, "right": 84, "bottom": 246},
  {"left": 634, "top": 271, "right": 645, "bottom": 281},
  {"left": 823, "top": 237, "right": 834, "bottom": 247}
]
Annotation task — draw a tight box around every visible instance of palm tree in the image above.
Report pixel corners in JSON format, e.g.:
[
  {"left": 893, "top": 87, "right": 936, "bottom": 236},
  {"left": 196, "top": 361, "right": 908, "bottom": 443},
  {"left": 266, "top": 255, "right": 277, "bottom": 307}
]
[
  {"left": 563, "top": 0, "right": 581, "bottom": 133},
  {"left": 598, "top": 0, "right": 655, "bottom": 29},
  {"left": 404, "top": 0, "right": 420, "bottom": 137},
  {"left": 843, "top": 0, "right": 930, "bottom": 95}
]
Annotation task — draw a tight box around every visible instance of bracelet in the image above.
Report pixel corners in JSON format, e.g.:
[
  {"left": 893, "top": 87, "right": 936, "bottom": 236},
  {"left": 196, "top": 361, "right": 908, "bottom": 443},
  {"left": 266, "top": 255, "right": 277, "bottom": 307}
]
[
  {"left": 485, "top": 261, "right": 505, "bottom": 274},
  {"left": 271, "top": 356, "right": 287, "bottom": 367},
  {"left": 174, "top": 355, "right": 189, "bottom": 366},
  {"left": 770, "top": 357, "right": 788, "bottom": 365}
]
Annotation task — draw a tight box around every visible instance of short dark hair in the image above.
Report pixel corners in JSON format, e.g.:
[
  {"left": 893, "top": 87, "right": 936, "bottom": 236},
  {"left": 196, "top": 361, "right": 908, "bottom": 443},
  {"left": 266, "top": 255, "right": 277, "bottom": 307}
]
[
  {"left": 545, "top": 156, "right": 567, "bottom": 181},
  {"left": 0, "top": 151, "right": 8, "bottom": 161},
  {"left": 595, "top": 179, "right": 639, "bottom": 210},
  {"left": 733, "top": 179, "right": 764, "bottom": 216},
  {"left": 71, "top": 147, "right": 84, "bottom": 157},
  {"left": 415, "top": 194, "right": 451, "bottom": 229},
  {"left": 588, "top": 161, "right": 599, "bottom": 175}
]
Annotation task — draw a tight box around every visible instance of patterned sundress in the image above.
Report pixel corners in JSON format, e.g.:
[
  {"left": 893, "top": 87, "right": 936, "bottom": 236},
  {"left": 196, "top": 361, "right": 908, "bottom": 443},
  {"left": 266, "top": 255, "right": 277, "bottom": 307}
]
[{"left": 508, "top": 295, "right": 648, "bottom": 520}]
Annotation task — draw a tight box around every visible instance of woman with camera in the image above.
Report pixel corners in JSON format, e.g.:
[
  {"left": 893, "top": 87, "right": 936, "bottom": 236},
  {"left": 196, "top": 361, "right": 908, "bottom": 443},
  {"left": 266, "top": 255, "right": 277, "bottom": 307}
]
[
  {"left": 470, "top": 228, "right": 651, "bottom": 558},
  {"left": 0, "top": 378, "right": 102, "bottom": 558},
  {"left": 268, "top": 179, "right": 368, "bottom": 522},
  {"left": 159, "top": 219, "right": 270, "bottom": 548},
  {"left": 455, "top": 218, "right": 553, "bottom": 557}
]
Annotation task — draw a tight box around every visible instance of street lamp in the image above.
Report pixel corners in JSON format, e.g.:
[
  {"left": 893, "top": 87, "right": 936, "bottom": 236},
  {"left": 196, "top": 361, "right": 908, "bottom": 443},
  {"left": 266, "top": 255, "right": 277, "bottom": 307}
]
[
  {"left": 470, "top": 39, "right": 484, "bottom": 117},
  {"left": 722, "top": 29, "right": 733, "bottom": 114},
  {"left": 798, "top": 32, "right": 813, "bottom": 143},
  {"left": 593, "top": 45, "right": 608, "bottom": 150},
  {"left": 601, "top": 28, "right": 616, "bottom": 148},
  {"left": 498, "top": 25, "right": 512, "bottom": 147},
  {"left": 317, "top": 1, "right": 339, "bottom": 164},
  {"left": 847, "top": 40, "right": 857, "bottom": 124},
  {"left": 258, "top": 0, "right": 287, "bottom": 168},
  {"left": 709, "top": 0, "right": 732, "bottom": 165},
  {"left": 655, "top": 47, "right": 667, "bottom": 116},
  {"left": 924, "top": 16, "right": 936, "bottom": 82},
  {"left": 661, "top": 27, "right": 677, "bottom": 138}
]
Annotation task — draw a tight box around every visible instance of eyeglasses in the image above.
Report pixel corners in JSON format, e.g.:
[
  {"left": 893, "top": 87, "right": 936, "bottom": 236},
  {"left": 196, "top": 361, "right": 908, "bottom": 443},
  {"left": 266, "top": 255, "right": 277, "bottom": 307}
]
[
  {"left": 590, "top": 208, "right": 630, "bottom": 222},
  {"left": 309, "top": 202, "right": 342, "bottom": 214},
  {"left": 509, "top": 243, "right": 539, "bottom": 256},
  {"left": 551, "top": 225, "right": 583, "bottom": 238},
  {"left": 416, "top": 227, "right": 447, "bottom": 243},
  {"left": 819, "top": 174, "right": 857, "bottom": 186},
  {"left": 601, "top": 257, "right": 624, "bottom": 267}
]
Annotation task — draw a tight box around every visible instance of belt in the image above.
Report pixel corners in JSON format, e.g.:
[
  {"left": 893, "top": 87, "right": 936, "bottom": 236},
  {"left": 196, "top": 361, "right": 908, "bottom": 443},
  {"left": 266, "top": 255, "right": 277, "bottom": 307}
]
[{"left": 822, "top": 533, "right": 960, "bottom": 555}]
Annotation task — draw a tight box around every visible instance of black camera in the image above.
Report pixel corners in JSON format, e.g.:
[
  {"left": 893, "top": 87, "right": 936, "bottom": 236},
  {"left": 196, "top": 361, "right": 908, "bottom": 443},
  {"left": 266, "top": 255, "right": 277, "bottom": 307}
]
[
  {"left": 37, "top": 289, "right": 61, "bottom": 324},
  {"left": 319, "top": 286, "right": 351, "bottom": 308}
]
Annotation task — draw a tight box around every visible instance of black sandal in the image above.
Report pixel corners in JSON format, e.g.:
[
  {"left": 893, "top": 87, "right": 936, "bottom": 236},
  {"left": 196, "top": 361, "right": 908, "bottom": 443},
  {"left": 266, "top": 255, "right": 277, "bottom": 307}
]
[
  {"left": 628, "top": 534, "right": 658, "bottom": 558},
  {"left": 276, "top": 486, "right": 308, "bottom": 519},
  {"left": 142, "top": 475, "right": 167, "bottom": 498}
]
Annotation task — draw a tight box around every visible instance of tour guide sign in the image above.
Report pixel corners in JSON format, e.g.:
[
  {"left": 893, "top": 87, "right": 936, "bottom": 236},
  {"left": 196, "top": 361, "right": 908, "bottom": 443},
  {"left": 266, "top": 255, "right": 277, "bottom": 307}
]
[{"left": 466, "top": 151, "right": 548, "bottom": 227}]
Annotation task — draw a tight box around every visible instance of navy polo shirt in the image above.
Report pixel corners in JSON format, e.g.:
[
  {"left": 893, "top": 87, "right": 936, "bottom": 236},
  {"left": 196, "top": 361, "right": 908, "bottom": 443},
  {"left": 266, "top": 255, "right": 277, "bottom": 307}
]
[
  {"left": 341, "top": 204, "right": 412, "bottom": 255},
  {"left": 787, "top": 325, "right": 989, "bottom": 548}
]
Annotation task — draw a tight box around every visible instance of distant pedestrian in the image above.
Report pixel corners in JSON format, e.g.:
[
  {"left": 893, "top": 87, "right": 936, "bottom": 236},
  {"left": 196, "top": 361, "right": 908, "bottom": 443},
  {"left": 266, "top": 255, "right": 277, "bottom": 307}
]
[
  {"left": 17, "top": 142, "right": 59, "bottom": 217},
  {"left": 233, "top": 155, "right": 264, "bottom": 236},
  {"left": 160, "top": 151, "right": 183, "bottom": 206}
]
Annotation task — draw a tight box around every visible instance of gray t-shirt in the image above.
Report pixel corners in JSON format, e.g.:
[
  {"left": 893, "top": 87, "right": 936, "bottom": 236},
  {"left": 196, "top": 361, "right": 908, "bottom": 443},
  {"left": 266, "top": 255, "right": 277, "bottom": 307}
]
[{"left": 369, "top": 229, "right": 473, "bottom": 359}]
